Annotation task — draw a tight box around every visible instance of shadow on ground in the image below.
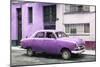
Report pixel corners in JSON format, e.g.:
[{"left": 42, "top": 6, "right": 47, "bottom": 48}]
[{"left": 22, "top": 53, "right": 85, "bottom": 60}]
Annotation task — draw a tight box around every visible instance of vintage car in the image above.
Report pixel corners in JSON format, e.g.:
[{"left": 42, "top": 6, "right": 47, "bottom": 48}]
[{"left": 20, "top": 30, "right": 85, "bottom": 59}]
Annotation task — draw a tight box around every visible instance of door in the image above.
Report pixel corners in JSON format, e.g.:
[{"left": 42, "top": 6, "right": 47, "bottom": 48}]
[
  {"left": 32, "top": 32, "right": 45, "bottom": 52},
  {"left": 44, "top": 32, "right": 57, "bottom": 54},
  {"left": 43, "top": 5, "right": 56, "bottom": 29},
  {"left": 16, "top": 8, "right": 22, "bottom": 45}
]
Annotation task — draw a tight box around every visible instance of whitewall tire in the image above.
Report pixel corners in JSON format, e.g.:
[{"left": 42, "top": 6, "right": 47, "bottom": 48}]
[{"left": 61, "top": 50, "right": 71, "bottom": 60}]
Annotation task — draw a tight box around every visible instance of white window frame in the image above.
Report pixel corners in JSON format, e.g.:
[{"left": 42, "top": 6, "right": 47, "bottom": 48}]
[{"left": 65, "top": 23, "right": 90, "bottom": 36}]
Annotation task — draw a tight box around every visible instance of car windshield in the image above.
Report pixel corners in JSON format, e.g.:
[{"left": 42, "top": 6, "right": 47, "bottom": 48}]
[{"left": 55, "top": 32, "right": 68, "bottom": 38}]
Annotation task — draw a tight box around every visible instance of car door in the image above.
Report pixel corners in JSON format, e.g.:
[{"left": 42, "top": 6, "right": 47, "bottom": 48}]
[
  {"left": 31, "top": 32, "right": 45, "bottom": 52},
  {"left": 43, "top": 32, "right": 57, "bottom": 54}
]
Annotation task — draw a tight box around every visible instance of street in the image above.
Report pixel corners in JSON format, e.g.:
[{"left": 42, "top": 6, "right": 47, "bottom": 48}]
[{"left": 11, "top": 49, "right": 96, "bottom": 66}]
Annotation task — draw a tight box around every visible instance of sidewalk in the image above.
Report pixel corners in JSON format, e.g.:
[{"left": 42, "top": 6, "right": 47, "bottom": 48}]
[
  {"left": 11, "top": 46, "right": 96, "bottom": 55},
  {"left": 82, "top": 50, "right": 95, "bottom": 55},
  {"left": 11, "top": 46, "right": 25, "bottom": 51}
]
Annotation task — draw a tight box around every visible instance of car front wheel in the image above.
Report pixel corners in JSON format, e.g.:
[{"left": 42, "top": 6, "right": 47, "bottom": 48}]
[{"left": 61, "top": 49, "right": 71, "bottom": 60}]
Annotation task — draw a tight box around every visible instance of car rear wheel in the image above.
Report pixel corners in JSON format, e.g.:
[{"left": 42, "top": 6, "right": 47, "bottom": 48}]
[
  {"left": 27, "top": 48, "right": 34, "bottom": 56},
  {"left": 61, "top": 49, "right": 71, "bottom": 60}
]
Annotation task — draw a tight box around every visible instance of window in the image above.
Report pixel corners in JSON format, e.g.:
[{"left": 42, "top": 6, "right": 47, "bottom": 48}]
[
  {"left": 84, "top": 23, "right": 90, "bottom": 33},
  {"left": 28, "top": 7, "right": 33, "bottom": 23},
  {"left": 17, "top": 8, "right": 22, "bottom": 22},
  {"left": 43, "top": 5, "right": 56, "bottom": 30},
  {"left": 55, "top": 32, "right": 68, "bottom": 38},
  {"left": 65, "top": 24, "right": 69, "bottom": 33},
  {"left": 46, "top": 32, "right": 56, "bottom": 38},
  {"left": 70, "top": 5, "right": 79, "bottom": 12},
  {"left": 78, "top": 5, "right": 83, "bottom": 12},
  {"left": 65, "top": 24, "right": 77, "bottom": 34},
  {"left": 70, "top": 28, "right": 77, "bottom": 34},
  {"left": 83, "top": 6, "right": 90, "bottom": 12},
  {"left": 35, "top": 32, "right": 45, "bottom": 38},
  {"left": 65, "top": 23, "right": 90, "bottom": 34},
  {"left": 65, "top": 4, "right": 90, "bottom": 13}
]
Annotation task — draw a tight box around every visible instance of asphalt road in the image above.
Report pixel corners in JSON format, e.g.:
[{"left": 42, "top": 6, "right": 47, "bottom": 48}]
[{"left": 11, "top": 49, "right": 96, "bottom": 66}]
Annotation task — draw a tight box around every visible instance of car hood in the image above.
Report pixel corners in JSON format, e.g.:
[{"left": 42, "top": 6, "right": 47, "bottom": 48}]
[{"left": 57, "top": 37, "right": 85, "bottom": 45}]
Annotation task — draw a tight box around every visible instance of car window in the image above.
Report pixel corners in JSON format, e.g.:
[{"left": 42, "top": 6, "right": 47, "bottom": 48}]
[
  {"left": 55, "top": 32, "right": 68, "bottom": 38},
  {"left": 35, "top": 32, "right": 45, "bottom": 38},
  {"left": 46, "top": 32, "right": 56, "bottom": 38}
]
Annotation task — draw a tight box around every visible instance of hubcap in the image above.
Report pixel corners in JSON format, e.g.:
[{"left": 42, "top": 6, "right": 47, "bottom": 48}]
[{"left": 62, "top": 51, "right": 70, "bottom": 59}]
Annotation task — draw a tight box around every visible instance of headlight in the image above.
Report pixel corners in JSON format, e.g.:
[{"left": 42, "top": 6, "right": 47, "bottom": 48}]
[
  {"left": 74, "top": 44, "right": 79, "bottom": 48},
  {"left": 74, "top": 44, "right": 81, "bottom": 50}
]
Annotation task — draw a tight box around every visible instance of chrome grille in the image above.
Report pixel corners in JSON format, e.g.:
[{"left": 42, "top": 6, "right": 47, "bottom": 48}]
[{"left": 79, "top": 45, "right": 84, "bottom": 50}]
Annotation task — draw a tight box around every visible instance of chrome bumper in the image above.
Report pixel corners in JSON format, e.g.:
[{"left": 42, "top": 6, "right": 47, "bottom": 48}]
[{"left": 71, "top": 49, "right": 85, "bottom": 54}]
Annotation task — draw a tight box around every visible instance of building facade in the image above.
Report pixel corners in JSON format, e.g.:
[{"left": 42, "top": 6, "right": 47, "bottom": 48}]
[
  {"left": 11, "top": 2, "right": 57, "bottom": 45},
  {"left": 56, "top": 4, "right": 96, "bottom": 49},
  {"left": 11, "top": 1, "right": 96, "bottom": 49}
]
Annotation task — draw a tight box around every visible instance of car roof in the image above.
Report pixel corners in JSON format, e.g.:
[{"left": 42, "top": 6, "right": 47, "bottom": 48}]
[{"left": 30, "top": 30, "right": 64, "bottom": 37}]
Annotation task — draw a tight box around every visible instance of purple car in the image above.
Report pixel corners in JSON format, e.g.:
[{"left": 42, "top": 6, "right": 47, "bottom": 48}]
[{"left": 20, "top": 30, "right": 85, "bottom": 59}]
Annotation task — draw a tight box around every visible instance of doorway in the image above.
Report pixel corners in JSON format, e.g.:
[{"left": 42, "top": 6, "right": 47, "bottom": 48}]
[
  {"left": 43, "top": 5, "right": 56, "bottom": 29},
  {"left": 16, "top": 8, "right": 22, "bottom": 45}
]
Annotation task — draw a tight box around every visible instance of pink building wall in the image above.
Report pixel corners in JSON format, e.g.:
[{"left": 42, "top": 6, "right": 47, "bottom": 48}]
[
  {"left": 21, "top": 3, "right": 44, "bottom": 38},
  {"left": 11, "top": 3, "right": 21, "bottom": 40},
  {"left": 11, "top": 3, "right": 44, "bottom": 40}
]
